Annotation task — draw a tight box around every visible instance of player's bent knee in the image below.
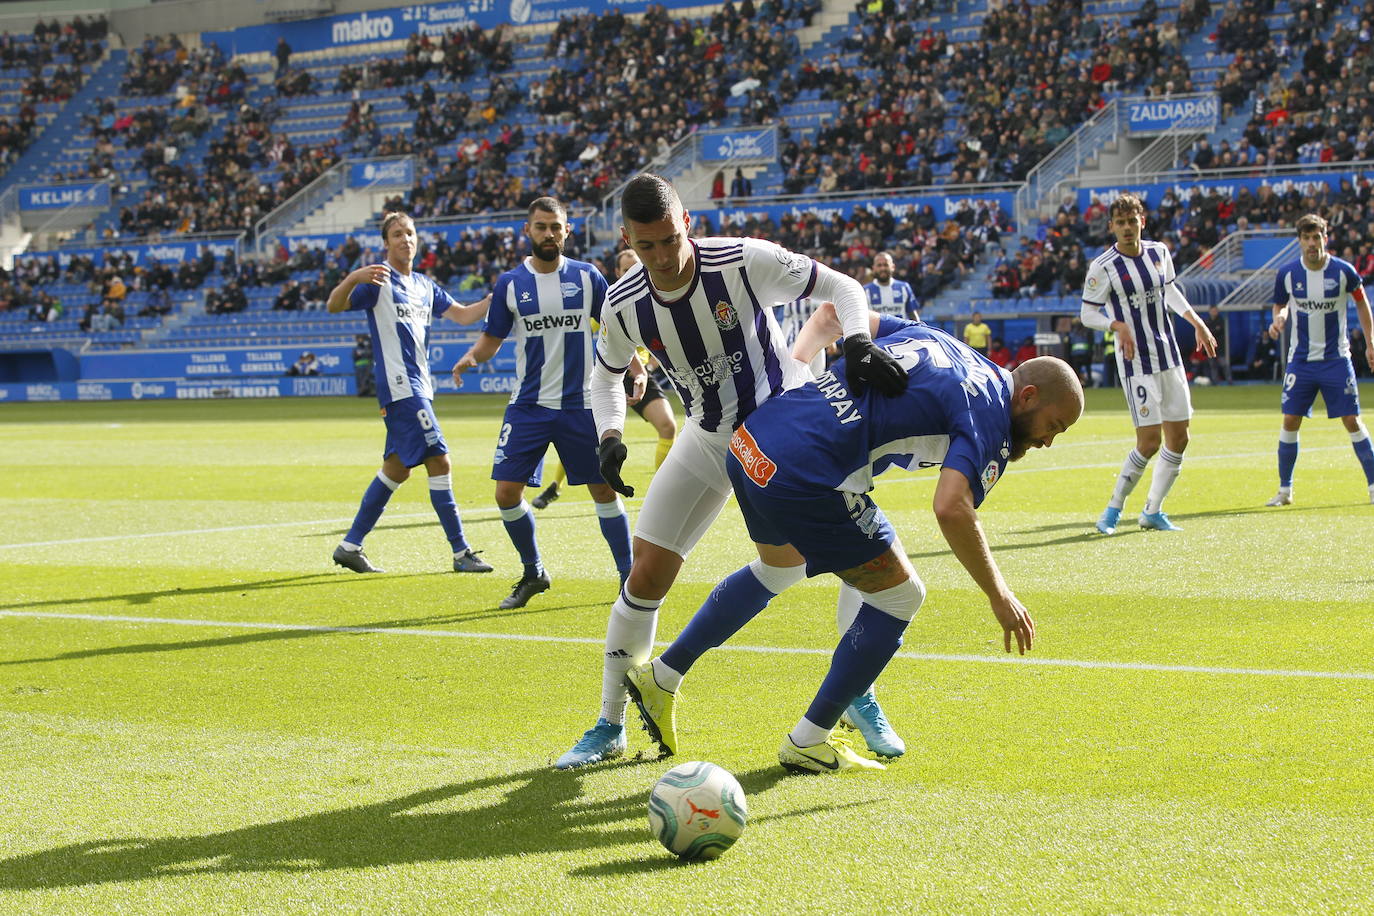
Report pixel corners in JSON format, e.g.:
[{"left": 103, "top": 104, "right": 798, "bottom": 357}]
[
  {"left": 626, "top": 539, "right": 682, "bottom": 599},
  {"left": 859, "top": 575, "right": 926, "bottom": 623},
  {"left": 748, "top": 557, "right": 807, "bottom": 594}
]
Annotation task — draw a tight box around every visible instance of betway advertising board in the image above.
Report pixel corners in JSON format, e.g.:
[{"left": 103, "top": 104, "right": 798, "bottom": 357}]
[
  {"left": 710, "top": 189, "right": 1017, "bottom": 230},
  {"left": 204, "top": 0, "right": 705, "bottom": 56},
  {"left": 284, "top": 217, "right": 527, "bottom": 253},
  {"left": 1077, "top": 172, "right": 1374, "bottom": 211},
  {"left": 18, "top": 239, "right": 238, "bottom": 270}
]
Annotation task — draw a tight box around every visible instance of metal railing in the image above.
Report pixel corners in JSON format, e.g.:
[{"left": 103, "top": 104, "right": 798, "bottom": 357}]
[
  {"left": 1124, "top": 131, "right": 1205, "bottom": 178},
  {"left": 253, "top": 159, "right": 347, "bottom": 257},
  {"left": 598, "top": 131, "right": 698, "bottom": 230},
  {"left": 1016, "top": 98, "right": 1124, "bottom": 226},
  {"left": 1175, "top": 228, "right": 1294, "bottom": 308},
  {"left": 1217, "top": 237, "right": 1300, "bottom": 309}
]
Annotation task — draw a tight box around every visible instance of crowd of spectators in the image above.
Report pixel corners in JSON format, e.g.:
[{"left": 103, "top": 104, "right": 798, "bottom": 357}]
[
  {"left": 800, "top": 0, "right": 1195, "bottom": 193},
  {"left": 992, "top": 170, "right": 1374, "bottom": 310},
  {"left": 0, "top": 17, "right": 108, "bottom": 173},
  {"left": 120, "top": 35, "right": 247, "bottom": 107},
  {"left": 376, "top": 1, "right": 816, "bottom": 216}
]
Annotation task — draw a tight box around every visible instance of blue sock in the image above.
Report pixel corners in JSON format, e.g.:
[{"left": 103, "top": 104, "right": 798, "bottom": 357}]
[
  {"left": 1278, "top": 435, "right": 1298, "bottom": 488},
  {"left": 1353, "top": 434, "right": 1374, "bottom": 485},
  {"left": 345, "top": 472, "right": 399, "bottom": 546},
  {"left": 595, "top": 499, "right": 633, "bottom": 576},
  {"left": 803, "top": 604, "right": 909, "bottom": 732},
  {"left": 660, "top": 564, "right": 776, "bottom": 676},
  {"left": 500, "top": 502, "right": 541, "bottom": 570},
  {"left": 428, "top": 475, "right": 468, "bottom": 552}
]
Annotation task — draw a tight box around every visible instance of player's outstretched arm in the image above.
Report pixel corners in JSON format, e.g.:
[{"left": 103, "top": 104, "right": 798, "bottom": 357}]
[
  {"left": 327, "top": 264, "right": 387, "bottom": 313},
  {"left": 932, "top": 467, "right": 1034, "bottom": 654},
  {"left": 442, "top": 293, "right": 492, "bottom": 326},
  {"left": 1166, "top": 285, "right": 1216, "bottom": 357},
  {"left": 789, "top": 302, "right": 885, "bottom": 366},
  {"left": 452, "top": 332, "right": 503, "bottom": 387}
]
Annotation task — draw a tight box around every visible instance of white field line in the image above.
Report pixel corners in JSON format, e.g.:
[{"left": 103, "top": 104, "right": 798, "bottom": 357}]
[
  {"left": 3, "top": 609, "right": 1373, "bottom": 682},
  {"left": 0, "top": 445, "right": 1351, "bottom": 551}
]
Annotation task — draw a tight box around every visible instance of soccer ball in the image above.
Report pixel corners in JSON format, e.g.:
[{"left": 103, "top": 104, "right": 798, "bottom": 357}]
[
  {"left": 647, "top": 761, "right": 748, "bottom": 860},
  {"left": 1194, "top": 375, "right": 1213, "bottom": 386}
]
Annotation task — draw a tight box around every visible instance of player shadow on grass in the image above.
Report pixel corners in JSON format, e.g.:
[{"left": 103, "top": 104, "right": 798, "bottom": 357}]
[
  {"left": 0, "top": 572, "right": 395, "bottom": 611},
  {"left": 0, "top": 602, "right": 606, "bottom": 669},
  {"left": 903, "top": 529, "right": 1101, "bottom": 560},
  {"left": 0, "top": 763, "right": 822, "bottom": 889},
  {"left": 1004, "top": 500, "right": 1349, "bottom": 538},
  {"left": 314, "top": 509, "right": 602, "bottom": 538},
  {"left": 568, "top": 788, "right": 881, "bottom": 877}
]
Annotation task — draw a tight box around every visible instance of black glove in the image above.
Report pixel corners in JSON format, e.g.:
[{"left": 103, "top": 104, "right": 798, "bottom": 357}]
[
  {"left": 842, "top": 334, "right": 908, "bottom": 397},
  {"left": 597, "top": 435, "right": 634, "bottom": 497}
]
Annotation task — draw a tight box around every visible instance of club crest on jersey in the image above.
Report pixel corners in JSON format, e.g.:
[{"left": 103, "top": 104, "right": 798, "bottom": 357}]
[
  {"left": 981, "top": 460, "right": 1001, "bottom": 491},
  {"left": 713, "top": 300, "right": 739, "bottom": 330}
]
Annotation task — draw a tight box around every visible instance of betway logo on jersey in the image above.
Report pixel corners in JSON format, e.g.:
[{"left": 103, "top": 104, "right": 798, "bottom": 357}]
[
  {"left": 332, "top": 11, "right": 394, "bottom": 44},
  {"left": 730, "top": 426, "right": 776, "bottom": 487},
  {"left": 1296, "top": 298, "right": 1341, "bottom": 312},
  {"left": 522, "top": 313, "right": 583, "bottom": 333}
]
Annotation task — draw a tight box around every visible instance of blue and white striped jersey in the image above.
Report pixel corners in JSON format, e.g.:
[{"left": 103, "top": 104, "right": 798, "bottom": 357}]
[
  {"left": 485, "top": 256, "right": 608, "bottom": 410},
  {"left": 596, "top": 237, "right": 817, "bottom": 433},
  {"left": 348, "top": 267, "right": 458, "bottom": 407},
  {"left": 1082, "top": 240, "right": 1182, "bottom": 380},
  {"left": 1272, "top": 255, "right": 1362, "bottom": 363},
  {"left": 864, "top": 278, "right": 919, "bottom": 320},
  {"left": 733, "top": 320, "right": 1012, "bottom": 505}
]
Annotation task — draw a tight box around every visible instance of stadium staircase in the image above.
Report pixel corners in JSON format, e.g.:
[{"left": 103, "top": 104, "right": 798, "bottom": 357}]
[{"left": 0, "top": 49, "right": 125, "bottom": 194}]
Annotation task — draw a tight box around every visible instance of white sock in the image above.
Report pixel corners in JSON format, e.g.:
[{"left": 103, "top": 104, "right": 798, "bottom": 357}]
[
  {"left": 1144, "top": 448, "right": 1183, "bottom": 515},
  {"left": 788, "top": 717, "right": 830, "bottom": 748},
  {"left": 1110, "top": 449, "right": 1149, "bottom": 510},
  {"left": 339, "top": 541, "right": 362, "bottom": 552},
  {"left": 651, "top": 657, "right": 684, "bottom": 693},
  {"left": 600, "top": 589, "right": 662, "bottom": 724},
  {"left": 836, "top": 583, "right": 863, "bottom": 634}
]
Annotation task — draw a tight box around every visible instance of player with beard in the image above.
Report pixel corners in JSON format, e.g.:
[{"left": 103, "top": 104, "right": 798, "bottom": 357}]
[
  {"left": 626, "top": 320, "right": 1083, "bottom": 771},
  {"left": 453, "top": 198, "right": 633, "bottom": 609},
  {"left": 864, "top": 251, "right": 919, "bottom": 320}
]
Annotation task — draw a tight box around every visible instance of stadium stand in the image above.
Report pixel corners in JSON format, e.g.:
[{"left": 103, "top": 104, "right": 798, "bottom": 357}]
[{"left": 4, "top": 0, "right": 1374, "bottom": 399}]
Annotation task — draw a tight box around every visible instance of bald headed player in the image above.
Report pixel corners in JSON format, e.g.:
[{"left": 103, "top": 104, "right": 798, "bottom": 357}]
[{"left": 627, "top": 321, "right": 1084, "bottom": 771}]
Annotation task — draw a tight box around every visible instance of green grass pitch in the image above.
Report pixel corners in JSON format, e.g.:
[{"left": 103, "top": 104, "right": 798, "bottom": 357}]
[{"left": 2, "top": 384, "right": 1372, "bottom": 913}]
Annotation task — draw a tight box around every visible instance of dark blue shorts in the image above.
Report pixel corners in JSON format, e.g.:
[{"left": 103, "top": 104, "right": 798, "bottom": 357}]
[
  {"left": 382, "top": 396, "right": 449, "bottom": 467},
  {"left": 492, "top": 403, "right": 603, "bottom": 486},
  {"left": 1282, "top": 358, "right": 1360, "bottom": 419},
  {"left": 726, "top": 453, "right": 895, "bottom": 577}
]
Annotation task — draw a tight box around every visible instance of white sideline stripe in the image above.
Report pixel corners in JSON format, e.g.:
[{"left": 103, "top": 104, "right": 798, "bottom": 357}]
[
  {"left": 0, "top": 445, "right": 1351, "bottom": 551},
  {"left": 4, "top": 610, "right": 1373, "bottom": 682}
]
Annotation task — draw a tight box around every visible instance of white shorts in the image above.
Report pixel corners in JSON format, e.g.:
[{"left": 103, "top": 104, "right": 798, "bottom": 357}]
[
  {"left": 1124, "top": 365, "right": 1193, "bottom": 427},
  {"left": 634, "top": 422, "right": 734, "bottom": 558}
]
